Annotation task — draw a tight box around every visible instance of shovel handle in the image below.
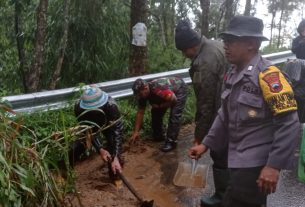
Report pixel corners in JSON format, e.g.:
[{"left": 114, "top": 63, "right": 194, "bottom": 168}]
[
  {"left": 191, "top": 159, "right": 198, "bottom": 176},
  {"left": 116, "top": 171, "right": 144, "bottom": 202},
  {"left": 107, "top": 157, "right": 144, "bottom": 202}
]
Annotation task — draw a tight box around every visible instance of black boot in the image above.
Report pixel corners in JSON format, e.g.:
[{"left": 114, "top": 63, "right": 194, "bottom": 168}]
[
  {"left": 201, "top": 167, "right": 229, "bottom": 207},
  {"left": 160, "top": 139, "right": 177, "bottom": 152}
]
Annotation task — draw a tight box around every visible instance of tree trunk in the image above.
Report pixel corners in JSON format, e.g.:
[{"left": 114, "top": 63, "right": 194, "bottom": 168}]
[
  {"left": 49, "top": 0, "right": 70, "bottom": 90},
  {"left": 269, "top": 11, "right": 276, "bottom": 46},
  {"left": 216, "top": 2, "right": 226, "bottom": 38},
  {"left": 161, "top": 1, "right": 169, "bottom": 45},
  {"left": 168, "top": 0, "right": 176, "bottom": 44},
  {"left": 200, "top": 0, "right": 210, "bottom": 37},
  {"left": 244, "top": 0, "right": 251, "bottom": 16},
  {"left": 157, "top": 16, "right": 167, "bottom": 47},
  {"left": 277, "top": 8, "right": 284, "bottom": 48},
  {"left": 26, "top": 0, "right": 48, "bottom": 92},
  {"left": 129, "top": 0, "right": 148, "bottom": 76},
  {"left": 14, "top": 0, "right": 27, "bottom": 92},
  {"left": 268, "top": 0, "right": 277, "bottom": 46},
  {"left": 223, "top": 0, "right": 235, "bottom": 31}
]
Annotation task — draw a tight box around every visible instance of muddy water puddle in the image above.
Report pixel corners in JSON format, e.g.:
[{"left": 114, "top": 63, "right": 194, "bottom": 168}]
[{"left": 123, "top": 133, "right": 208, "bottom": 207}]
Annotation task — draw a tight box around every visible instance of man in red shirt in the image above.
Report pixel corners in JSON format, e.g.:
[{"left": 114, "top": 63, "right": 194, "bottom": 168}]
[{"left": 130, "top": 77, "right": 187, "bottom": 152}]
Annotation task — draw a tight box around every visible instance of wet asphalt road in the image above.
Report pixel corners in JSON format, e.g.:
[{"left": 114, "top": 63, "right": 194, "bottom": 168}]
[
  {"left": 267, "top": 140, "right": 305, "bottom": 207},
  {"left": 174, "top": 127, "right": 305, "bottom": 207}
]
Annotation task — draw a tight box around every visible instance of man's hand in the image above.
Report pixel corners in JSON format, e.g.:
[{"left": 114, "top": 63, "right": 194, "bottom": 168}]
[
  {"left": 129, "top": 131, "right": 140, "bottom": 144},
  {"left": 192, "top": 138, "right": 202, "bottom": 146},
  {"left": 256, "top": 166, "right": 280, "bottom": 195},
  {"left": 111, "top": 156, "right": 122, "bottom": 174},
  {"left": 188, "top": 144, "right": 208, "bottom": 160},
  {"left": 99, "top": 148, "right": 111, "bottom": 162}
]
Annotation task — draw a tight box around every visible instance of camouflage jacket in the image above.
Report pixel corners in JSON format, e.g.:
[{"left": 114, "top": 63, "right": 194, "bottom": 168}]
[
  {"left": 190, "top": 36, "right": 228, "bottom": 142},
  {"left": 138, "top": 77, "right": 185, "bottom": 108}
]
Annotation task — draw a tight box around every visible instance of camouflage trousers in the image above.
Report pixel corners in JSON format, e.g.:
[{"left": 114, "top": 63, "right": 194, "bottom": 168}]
[{"left": 151, "top": 83, "right": 187, "bottom": 142}]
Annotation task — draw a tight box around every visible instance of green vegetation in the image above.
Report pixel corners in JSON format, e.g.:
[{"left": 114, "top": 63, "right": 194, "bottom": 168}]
[
  {"left": 1, "top": 0, "right": 303, "bottom": 204},
  {"left": 0, "top": 106, "right": 72, "bottom": 206}
]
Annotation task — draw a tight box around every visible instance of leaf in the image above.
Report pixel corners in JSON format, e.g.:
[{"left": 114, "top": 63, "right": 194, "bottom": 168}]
[
  {"left": 0, "top": 153, "right": 9, "bottom": 169},
  {"left": 18, "top": 183, "right": 35, "bottom": 197}
]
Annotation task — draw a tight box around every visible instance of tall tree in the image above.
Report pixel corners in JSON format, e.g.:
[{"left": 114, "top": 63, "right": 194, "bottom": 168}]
[
  {"left": 14, "top": 0, "right": 27, "bottom": 92},
  {"left": 268, "top": 0, "right": 279, "bottom": 46},
  {"left": 244, "top": 0, "right": 251, "bottom": 16},
  {"left": 211, "top": 0, "right": 226, "bottom": 38},
  {"left": 49, "top": 0, "right": 70, "bottom": 90},
  {"left": 200, "top": 0, "right": 210, "bottom": 36},
  {"left": 276, "top": 0, "right": 298, "bottom": 48},
  {"left": 129, "top": 0, "right": 148, "bottom": 76},
  {"left": 25, "top": 0, "right": 48, "bottom": 92},
  {"left": 223, "top": 0, "right": 237, "bottom": 30}
]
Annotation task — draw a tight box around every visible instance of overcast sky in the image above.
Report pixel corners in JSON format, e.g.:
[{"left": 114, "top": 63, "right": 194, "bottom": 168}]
[{"left": 238, "top": 0, "right": 305, "bottom": 47}]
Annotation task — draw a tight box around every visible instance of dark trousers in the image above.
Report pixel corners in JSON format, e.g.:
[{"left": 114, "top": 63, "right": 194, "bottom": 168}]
[
  {"left": 222, "top": 167, "right": 267, "bottom": 207},
  {"left": 151, "top": 84, "right": 187, "bottom": 141},
  {"left": 210, "top": 147, "right": 228, "bottom": 169},
  {"left": 68, "top": 131, "right": 123, "bottom": 167}
]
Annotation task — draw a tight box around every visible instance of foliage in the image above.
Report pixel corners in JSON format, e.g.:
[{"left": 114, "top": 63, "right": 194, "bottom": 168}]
[
  {"left": 261, "top": 43, "right": 289, "bottom": 54},
  {"left": 0, "top": 104, "right": 74, "bottom": 206},
  {"left": 1, "top": 0, "right": 302, "bottom": 95},
  {"left": 147, "top": 43, "right": 190, "bottom": 73},
  {"left": 0, "top": 1, "right": 19, "bottom": 95},
  {"left": 44, "top": 0, "right": 131, "bottom": 89}
]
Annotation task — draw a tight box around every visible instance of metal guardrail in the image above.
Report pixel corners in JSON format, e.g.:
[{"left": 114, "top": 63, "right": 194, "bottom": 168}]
[{"left": 2, "top": 51, "right": 296, "bottom": 113}]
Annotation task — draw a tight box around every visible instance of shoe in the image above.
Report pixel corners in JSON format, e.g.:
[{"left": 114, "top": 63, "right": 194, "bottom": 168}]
[
  {"left": 201, "top": 168, "right": 229, "bottom": 207},
  {"left": 160, "top": 140, "right": 176, "bottom": 152},
  {"left": 200, "top": 194, "right": 222, "bottom": 207}
]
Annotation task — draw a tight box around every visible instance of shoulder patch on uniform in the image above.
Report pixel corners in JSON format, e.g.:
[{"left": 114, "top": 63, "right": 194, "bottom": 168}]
[
  {"left": 259, "top": 66, "right": 297, "bottom": 115},
  {"left": 262, "top": 71, "right": 283, "bottom": 93}
]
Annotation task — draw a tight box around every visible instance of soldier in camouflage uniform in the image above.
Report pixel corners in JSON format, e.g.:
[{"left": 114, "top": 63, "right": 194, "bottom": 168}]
[
  {"left": 189, "top": 16, "right": 301, "bottom": 207},
  {"left": 175, "top": 20, "right": 229, "bottom": 207},
  {"left": 130, "top": 77, "right": 187, "bottom": 152}
]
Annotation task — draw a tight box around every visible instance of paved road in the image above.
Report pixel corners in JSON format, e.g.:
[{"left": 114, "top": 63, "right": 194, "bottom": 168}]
[{"left": 268, "top": 140, "right": 305, "bottom": 207}]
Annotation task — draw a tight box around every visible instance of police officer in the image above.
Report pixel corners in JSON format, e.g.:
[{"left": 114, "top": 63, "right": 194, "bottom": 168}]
[
  {"left": 130, "top": 77, "right": 187, "bottom": 152},
  {"left": 175, "top": 20, "right": 229, "bottom": 206},
  {"left": 189, "top": 16, "right": 301, "bottom": 207}
]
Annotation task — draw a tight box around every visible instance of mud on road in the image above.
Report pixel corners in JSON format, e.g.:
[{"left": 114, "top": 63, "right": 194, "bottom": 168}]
[
  {"left": 64, "top": 124, "right": 305, "bottom": 207},
  {"left": 64, "top": 125, "right": 211, "bottom": 207}
]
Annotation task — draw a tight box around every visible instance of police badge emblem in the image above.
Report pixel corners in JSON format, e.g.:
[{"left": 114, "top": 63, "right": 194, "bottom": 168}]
[
  {"left": 248, "top": 109, "right": 257, "bottom": 118},
  {"left": 262, "top": 72, "right": 283, "bottom": 93}
]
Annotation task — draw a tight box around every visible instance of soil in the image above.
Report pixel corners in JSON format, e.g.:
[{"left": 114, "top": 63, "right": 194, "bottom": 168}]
[{"left": 64, "top": 124, "right": 211, "bottom": 207}]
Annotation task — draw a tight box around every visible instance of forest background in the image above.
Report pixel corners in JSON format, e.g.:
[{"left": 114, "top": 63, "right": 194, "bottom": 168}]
[
  {"left": 1, "top": 0, "right": 305, "bottom": 206},
  {"left": 1, "top": 0, "right": 305, "bottom": 96}
]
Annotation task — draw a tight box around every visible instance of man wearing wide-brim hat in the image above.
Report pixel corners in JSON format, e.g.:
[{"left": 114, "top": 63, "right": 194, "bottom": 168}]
[
  {"left": 189, "top": 16, "right": 301, "bottom": 207},
  {"left": 72, "top": 86, "right": 124, "bottom": 185}
]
